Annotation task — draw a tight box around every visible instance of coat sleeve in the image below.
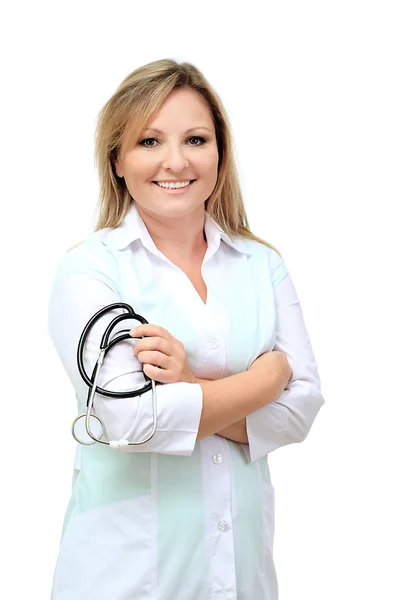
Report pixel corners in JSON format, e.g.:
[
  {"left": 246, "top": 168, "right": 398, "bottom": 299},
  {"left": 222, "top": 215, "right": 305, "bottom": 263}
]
[
  {"left": 241, "top": 250, "right": 325, "bottom": 463},
  {"left": 47, "top": 243, "right": 203, "bottom": 455}
]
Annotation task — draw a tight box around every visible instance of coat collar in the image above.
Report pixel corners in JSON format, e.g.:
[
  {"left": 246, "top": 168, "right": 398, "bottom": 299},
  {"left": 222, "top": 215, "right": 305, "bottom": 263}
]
[{"left": 102, "top": 202, "right": 251, "bottom": 257}]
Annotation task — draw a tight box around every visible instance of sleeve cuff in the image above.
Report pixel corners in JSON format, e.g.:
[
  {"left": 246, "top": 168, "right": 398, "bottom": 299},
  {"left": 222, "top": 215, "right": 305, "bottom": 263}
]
[
  {"left": 98, "top": 381, "right": 204, "bottom": 455},
  {"left": 240, "top": 402, "right": 290, "bottom": 463}
]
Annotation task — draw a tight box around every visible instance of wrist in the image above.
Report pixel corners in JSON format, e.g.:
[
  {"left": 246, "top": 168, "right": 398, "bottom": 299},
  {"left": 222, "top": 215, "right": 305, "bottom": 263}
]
[{"left": 217, "top": 418, "right": 248, "bottom": 444}]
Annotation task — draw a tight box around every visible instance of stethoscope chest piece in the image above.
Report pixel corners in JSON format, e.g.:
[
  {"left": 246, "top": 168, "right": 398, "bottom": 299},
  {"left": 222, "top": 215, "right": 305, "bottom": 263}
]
[{"left": 72, "top": 414, "right": 105, "bottom": 445}]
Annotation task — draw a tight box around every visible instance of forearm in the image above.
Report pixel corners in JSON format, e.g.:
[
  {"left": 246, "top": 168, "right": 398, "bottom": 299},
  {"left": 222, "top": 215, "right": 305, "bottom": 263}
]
[
  {"left": 216, "top": 418, "right": 248, "bottom": 444},
  {"left": 195, "top": 377, "right": 248, "bottom": 443},
  {"left": 194, "top": 365, "right": 283, "bottom": 440}
]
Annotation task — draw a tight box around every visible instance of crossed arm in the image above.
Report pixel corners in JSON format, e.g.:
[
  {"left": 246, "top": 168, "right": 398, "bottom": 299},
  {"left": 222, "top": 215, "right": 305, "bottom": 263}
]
[
  {"left": 217, "top": 418, "right": 248, "bottom": 444},
  {"left": 195, "top": 377, "right": 248, "bottom": 444}
]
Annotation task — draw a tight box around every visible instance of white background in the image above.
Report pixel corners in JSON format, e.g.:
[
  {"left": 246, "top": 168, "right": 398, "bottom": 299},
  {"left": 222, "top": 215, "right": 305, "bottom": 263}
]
[{"left": 1, "top": 1, "right": 399, "bottom": 598}]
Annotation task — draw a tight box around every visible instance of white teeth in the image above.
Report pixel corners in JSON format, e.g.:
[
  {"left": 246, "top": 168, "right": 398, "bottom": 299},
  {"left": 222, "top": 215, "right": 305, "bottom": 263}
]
[{"left": 156, "top": 181, "right": 191, "bottom": 189}]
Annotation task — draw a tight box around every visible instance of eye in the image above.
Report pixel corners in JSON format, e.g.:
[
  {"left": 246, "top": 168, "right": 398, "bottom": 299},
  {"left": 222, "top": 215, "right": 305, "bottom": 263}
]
[
  {"left": 139, "top": 137, "right": 157, "bottom": 148},
  {"left": 188, "top": 136, "right": 206, "bottom": 146},
  {"left": 138, "top": 136, "right": 206, "bottom": 148}
]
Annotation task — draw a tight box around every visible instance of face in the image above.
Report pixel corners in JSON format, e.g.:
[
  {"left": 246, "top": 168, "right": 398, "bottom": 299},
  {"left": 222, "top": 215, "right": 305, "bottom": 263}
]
[{"left": 114, "top": 87, "right": 219, "bottom": 222}]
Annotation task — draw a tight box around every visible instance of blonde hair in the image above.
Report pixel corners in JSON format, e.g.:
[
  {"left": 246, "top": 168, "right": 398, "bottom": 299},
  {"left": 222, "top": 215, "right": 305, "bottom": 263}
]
[{"left": 74, "top": 59, "right": 282, "bottom": 257}]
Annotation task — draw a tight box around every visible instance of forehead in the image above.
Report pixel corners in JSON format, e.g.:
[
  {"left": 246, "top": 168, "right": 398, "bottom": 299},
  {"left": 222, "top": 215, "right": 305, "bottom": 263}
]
[{"left": 146, "top": 88, "right": 214, "bottom": 130}]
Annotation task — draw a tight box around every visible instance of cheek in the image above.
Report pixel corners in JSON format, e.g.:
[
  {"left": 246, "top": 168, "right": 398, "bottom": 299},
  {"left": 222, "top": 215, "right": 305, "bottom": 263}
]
[
  {"left": 122, "top": 161, "right": 155, "bottom": 189},
  {"left": 128, "top": 156, "right": 151, "bottom": 176},
  {"left": 124, "top": 148, "right": 154, "bottom": 172},
  {"left": 199, "top": 149, "right": 219, "bottom": 178}
]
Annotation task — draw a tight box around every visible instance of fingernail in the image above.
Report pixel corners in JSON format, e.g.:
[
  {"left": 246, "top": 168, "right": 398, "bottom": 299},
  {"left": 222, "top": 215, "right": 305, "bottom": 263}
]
[{"left": 130, "top": 327, "right": 138, "bottom": 336}]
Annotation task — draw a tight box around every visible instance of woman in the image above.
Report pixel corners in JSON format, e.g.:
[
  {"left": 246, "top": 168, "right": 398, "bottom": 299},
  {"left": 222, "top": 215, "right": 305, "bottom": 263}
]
[{"left": 48, "top": 58, "right": 325, "bottom": 600}]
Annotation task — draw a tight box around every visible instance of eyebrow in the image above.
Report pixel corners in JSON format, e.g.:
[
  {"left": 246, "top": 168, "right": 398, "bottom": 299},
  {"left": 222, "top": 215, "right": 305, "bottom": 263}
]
[{"left": 143, "top": 126, "right": 213, "bottom": 134}]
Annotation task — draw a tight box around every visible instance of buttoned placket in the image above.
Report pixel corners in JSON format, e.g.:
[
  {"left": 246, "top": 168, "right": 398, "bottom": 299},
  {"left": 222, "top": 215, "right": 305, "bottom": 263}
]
[
  {"left": 198, "top": 314, "right": 237, "bottom": 598},
  {"left": 201, "top": 434, "right": 237, "bottom": 599}
]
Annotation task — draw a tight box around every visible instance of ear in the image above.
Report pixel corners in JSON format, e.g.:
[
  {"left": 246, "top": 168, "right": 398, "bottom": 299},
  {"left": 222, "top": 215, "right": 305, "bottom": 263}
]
[{"left": 114, "top": 159, "right": 123, "bottom": 178}]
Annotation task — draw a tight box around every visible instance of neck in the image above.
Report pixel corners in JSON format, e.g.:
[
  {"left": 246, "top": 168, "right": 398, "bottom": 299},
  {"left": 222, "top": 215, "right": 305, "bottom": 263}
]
[{"left": 136, "top": 204, "right": 207, "bottom": 262}]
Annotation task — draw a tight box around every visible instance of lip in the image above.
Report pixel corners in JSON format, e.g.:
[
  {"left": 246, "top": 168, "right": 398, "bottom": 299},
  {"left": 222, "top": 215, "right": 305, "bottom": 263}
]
[
  {"left": 153, "top": 179, "right": 194, "bottom": 183},
  {"left": 153, "top": 180, "right": 196, "bottom": 194}
]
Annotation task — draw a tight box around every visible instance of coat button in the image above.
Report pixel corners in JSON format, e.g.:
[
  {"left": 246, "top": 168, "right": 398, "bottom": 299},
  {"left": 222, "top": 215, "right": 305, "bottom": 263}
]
[
  {"left": 212, "top": 453, "right": 222, "bottom": 464},
  {"left": 218, "top": 520, "right": 228, "bottom": 532},
  {"left": 210, "top": 337, "right": 219, "bottom": 349}
]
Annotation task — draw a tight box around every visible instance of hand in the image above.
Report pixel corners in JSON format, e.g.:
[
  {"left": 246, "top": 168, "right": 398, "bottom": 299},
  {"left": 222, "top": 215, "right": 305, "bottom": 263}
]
[
  {"left": 249, "top": 350, "right": 293, "bottom": 384},
  {"left": 216, "top": 418, "right": 248, "bottom": 444},
  {"left": 130, "top": 324, "right": 196, "bottom": 384},
  {"left": 248, "top": 350, "right": 293, "bottom": 381},
  {"left": 217, "top": 351, "right": 292, "bottom": 444}
]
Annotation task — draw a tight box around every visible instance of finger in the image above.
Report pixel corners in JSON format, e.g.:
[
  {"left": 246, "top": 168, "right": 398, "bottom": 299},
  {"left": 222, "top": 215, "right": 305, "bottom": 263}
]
[
  {"left": 143, "top": 362, "right": 172, "bottom": 384},
  {"left": 135, "top": 350, "right": 170, "bottom": 369},
  {"left": 129, "top": 324, "right": 174, "bottom": 341},
  {"left": 133, "top": 337, "right": 172, "bottom": 357}
]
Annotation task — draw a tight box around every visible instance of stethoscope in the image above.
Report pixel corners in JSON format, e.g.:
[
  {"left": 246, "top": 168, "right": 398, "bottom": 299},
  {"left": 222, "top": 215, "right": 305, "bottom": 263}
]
[{"left": 71, "top": 303, "right": 162, "bottom": 450}]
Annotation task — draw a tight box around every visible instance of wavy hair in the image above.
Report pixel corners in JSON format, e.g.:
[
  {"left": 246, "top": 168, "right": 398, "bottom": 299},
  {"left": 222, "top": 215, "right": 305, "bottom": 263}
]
[{"left": 86, "top": 59, "right": 282, "bottom": 257}]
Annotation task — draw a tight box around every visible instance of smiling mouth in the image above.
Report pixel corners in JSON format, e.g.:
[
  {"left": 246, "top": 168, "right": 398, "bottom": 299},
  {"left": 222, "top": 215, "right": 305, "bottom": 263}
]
[{"left": 152, "top": 180, "right": 196, "bottom": 187}]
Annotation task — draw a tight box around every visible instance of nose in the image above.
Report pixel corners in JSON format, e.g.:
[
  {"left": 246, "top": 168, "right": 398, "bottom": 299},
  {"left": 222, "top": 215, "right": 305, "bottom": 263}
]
[{"left": 161, "top": 143, "right": 189, "bottom": 172}]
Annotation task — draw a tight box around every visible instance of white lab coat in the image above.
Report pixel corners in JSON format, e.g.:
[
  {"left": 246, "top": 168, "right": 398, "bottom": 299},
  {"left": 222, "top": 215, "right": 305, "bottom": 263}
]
[{"left": 47, "top": 202, "right": 324, "bottom": 599}]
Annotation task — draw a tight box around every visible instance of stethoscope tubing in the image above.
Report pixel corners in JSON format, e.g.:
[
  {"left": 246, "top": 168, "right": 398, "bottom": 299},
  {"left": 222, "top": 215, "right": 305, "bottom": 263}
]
[{"left": 72, "top": 302, "right": 161, "bottom": 448}]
